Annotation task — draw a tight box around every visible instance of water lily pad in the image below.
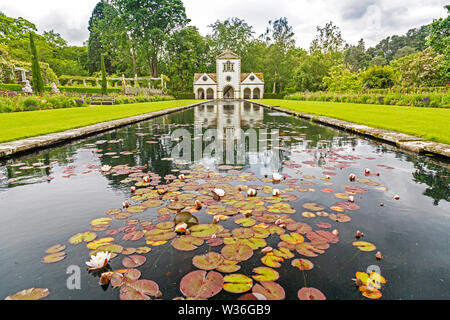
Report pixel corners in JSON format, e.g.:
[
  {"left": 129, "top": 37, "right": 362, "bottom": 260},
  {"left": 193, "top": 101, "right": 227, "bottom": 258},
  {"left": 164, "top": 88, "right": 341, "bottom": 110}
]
[
  {"left": 252, "top": 267, "right": 279, "bottom": 282},
  {"left": 171, "top": 235, "right": 204, "bottom": 251},
  {"left": 192, "top": 252, "right": 224, "bottom": 270},
  {"left": 335, "top": 202, "right": 360, "bottom": 211},
  {"left": 180, "top": 270, "right": 223, "bottom": 299},
  {"left": 302, "top": 212, "right": 316, "bottom": 218},
  {"left": 42, "top": 251, "right": 66, "bottom": 263},
  {"left": 90, "top": 217, "right": 112, "bottom": 226},
  {"left": 296, "top": 242, "right": 325, "bottom": 257},
  {"left": 216, "top": 260, "right": 241, "bottom": 273},
  {"left": 127, "top": 205, "right": 147, "bottom": 213},
  {"left": 261, "top": 254, "right": 284, "bottom": 268},
  {"left": 136, "top": 247, "right": 152, "bottom": 254},
  {"left": 302, "top": 203, "right": 325, "bottom": 211},
  {"left": 235, "top": 218, "right": 256, "bottom": 227},
  {"left": 232, "top": 228, "right": 254, "bottom": 239},
  {"left": 69, "top": 232, "right": 97, "bottom": 245},
  {"left": 287, "top": 222, "right": 312, "bottom": 234},
  {"left": 156, "top": 221, "right": 175, "bottom": 230},
  {"left": 120, "top": 280, "right": 159, "bottom": 300},
  {"left": 145, "top": 228, "right": 176, "bottom": 241},
  {"left": 252, "top": 281, "right": 285, "bottom": 300},
  {"left": 292, "top": 258, "right": 314, "bottom": 270},
  {"left": 252, "top": 227, "right": 270, "bottom": 239},
  {"left": 122, "top": 231, "right": 145, "bottom": 241},
  {"left": 329, "top": 213, "right": 351, "bottom": 223},
  {"left": 359, "top": 286, "right": 382, "bottom": 299},
  {"left": 87, "top": 237, "right": 115, "bottom": 250},
  {"left": 240, "top": 238, "right": 267, "bottom": 250},
  {"left": 223, "top": 274, "right": 253, "bottom": 293},
  {"left": 353, "top": 241, "right": 376, "bottom": 252},
  {"left": 317, "top": 223, "right": 332, "bottom": 229},
  {"left": 122, "top": 255, "right": 146, "bottom": 268},
  {"left": 45, "top": 244, "right": 66, "bottom": 254},
  {"left": 297, "top": 287, "right": 326, "bottom": 300},
  {"left": 280, "top": 232, "right": 304, "bottom": 245},
  {"left": 221, "top": 243, "right": 253, "bottom": 261},
  {"left": 174, "top": 212, "right": 199, "bottom": 228},
  {"left": 191, "top": 224, "right": 223, "bottom": 238},
  {"left": 272, "top": 248, "right": 294, "bottom": 259},
  {"left": 142, "top": 200, "right": 164, "bottom": 208},
  {"left": 307, "top": 230, "right": 339, "bottom": 244},
  {"left": 5, "top": 288, "right": 50, "bottom": 300}
]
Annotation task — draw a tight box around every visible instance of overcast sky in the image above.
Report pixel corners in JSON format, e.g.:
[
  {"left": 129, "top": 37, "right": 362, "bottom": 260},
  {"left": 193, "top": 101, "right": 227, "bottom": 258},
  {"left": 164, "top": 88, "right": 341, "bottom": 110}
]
[{"left": 0, "top": 0, "right": 448, "bottom": 49}]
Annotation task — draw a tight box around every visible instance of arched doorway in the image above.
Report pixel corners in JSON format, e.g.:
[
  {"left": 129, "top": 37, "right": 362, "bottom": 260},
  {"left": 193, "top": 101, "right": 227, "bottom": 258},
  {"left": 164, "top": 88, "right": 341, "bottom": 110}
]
[
  {"left": 243, "top": 88, "right": 251, "bottom": 99},
  {"left": 223, "top": 86, "right": 234, "bottom": 99},
  {"left": 206, "top": 88, "right": 214, "bottom": 99},
  {"left": 197, "top": 88, "right": 205, "bottom": 99},
  {"left": 253, "top": 88, "right": 261, "bottom": 99}
]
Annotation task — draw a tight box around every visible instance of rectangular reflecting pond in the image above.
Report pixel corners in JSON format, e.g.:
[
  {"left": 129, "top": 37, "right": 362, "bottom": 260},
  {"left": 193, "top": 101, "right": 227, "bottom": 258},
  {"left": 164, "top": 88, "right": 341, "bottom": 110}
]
[{"left": 0, "top": 101, "right": 449, "bottom": 300}]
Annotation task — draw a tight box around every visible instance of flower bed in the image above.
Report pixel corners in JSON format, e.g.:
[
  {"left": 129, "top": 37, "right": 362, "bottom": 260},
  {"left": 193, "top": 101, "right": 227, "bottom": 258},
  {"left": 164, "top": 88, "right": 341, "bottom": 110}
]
[{"left": 285, "top": 90, "right": 450, "bottom": 108}]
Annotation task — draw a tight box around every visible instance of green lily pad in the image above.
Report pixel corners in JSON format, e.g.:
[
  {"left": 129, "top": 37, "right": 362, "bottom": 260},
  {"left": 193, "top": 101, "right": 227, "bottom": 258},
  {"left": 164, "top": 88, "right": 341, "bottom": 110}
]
[
  {"left": 145, "top": 229, "right": 176, "bottom": 241},
  {"left": 174, "top": 212, "right": 199, "bottom": 228},
  {"left": 235, "top": 218, "right": 256, "bottom": 227},
  {"left": 45, "top": 244, "right": 66, "bottom": 254},
  {"left": 252, "top": 267, "right": 280, "bottom": 282},
  {"left": 223, "top": 274, "right": 253, "bottom": 293},
  {"left": 190, "top": 224, "right": 223, "bottom": 238},
  {"left": 302, "top": 203, "right": 325, "bottom": 211},
  {"left": 42, "top": 251, "right": 66, "bottom": 263},
  {"left": 232, "top": 228, "right": 254, "bottom": 239}
]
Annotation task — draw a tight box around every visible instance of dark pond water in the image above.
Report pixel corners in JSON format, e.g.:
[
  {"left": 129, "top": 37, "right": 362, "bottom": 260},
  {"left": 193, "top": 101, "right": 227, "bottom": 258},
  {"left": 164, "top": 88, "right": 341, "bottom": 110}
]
[{"left": 0, "top": 101, "right": 449, "bottom": 300}]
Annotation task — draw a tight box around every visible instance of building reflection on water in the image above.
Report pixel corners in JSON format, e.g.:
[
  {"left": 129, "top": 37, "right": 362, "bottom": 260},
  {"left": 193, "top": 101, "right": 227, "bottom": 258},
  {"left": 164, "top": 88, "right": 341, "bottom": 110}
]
[{"left": 194, "top": 101, "right": 264, "bottom": 140}]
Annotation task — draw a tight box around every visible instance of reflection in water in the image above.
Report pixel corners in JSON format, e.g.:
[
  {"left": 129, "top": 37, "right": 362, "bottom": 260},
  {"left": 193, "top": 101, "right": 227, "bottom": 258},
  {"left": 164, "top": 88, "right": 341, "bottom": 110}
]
[{"left": 0, "top": 101, "right": 449, "bottom": 300}]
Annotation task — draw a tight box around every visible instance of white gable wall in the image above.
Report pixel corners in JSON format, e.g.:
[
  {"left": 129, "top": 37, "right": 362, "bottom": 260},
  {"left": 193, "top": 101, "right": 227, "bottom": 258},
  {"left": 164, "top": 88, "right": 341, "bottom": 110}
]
[{"left": 216, "top": 58, "right": 241, "bottom": 99}]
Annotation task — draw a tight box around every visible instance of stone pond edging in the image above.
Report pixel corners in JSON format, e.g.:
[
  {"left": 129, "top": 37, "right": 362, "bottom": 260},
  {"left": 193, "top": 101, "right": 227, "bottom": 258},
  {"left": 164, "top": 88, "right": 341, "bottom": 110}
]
[
  {"left": 251, "top": 101, "right": 450, "bottom": 159},
  {"left": 0, "top": 102, "right": 205, "bottom": 159}
]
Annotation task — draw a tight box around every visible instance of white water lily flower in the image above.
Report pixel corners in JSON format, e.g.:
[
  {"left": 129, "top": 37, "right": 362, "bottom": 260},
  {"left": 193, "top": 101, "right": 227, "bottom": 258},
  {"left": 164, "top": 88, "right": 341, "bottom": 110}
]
[
  {"left": 213, "top": 188, "right": 225, "bottom": 197},
  {"left": 247, "top": 188, "right": 257, "bottom": 196},
  {"left": 101, "top": 165, "right": 111, "bottom": 172},
  {"left": 272, "top": 189, "right": 280, "bottom": 196},
  {"left": 86, "top": 251, "right": 111, "bottom": 270},
  {"left": 272, "top": 173, "right": 283, "bottom": 182}
]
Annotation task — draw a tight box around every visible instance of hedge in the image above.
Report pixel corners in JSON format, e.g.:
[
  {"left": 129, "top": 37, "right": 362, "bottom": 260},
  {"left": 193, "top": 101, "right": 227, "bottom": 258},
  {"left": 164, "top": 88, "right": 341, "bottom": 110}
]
[{"left": 0, "top": 83, "right": 122, "bottom": 94}]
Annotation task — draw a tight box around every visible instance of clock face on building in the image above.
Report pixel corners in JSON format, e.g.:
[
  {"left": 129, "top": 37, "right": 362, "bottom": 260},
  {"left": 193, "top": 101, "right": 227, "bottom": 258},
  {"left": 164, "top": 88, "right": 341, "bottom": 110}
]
[
  {"left": 203, "top": 76, "right": 208, "bottom": 81},
  {"left": 250, "top": 75, "right": 255, "bottom": 81},
  {"left": 226, "top": 76, "right": 232, "bottom": 82}
]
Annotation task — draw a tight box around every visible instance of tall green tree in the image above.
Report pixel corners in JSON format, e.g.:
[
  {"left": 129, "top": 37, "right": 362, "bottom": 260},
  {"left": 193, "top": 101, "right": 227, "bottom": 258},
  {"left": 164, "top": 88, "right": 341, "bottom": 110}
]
[
  {"left": 101, "top": 53, "right": 107, "bottom": 95},
  {"left": 29, "top": 32, "right": 44, "bottom": 94},
  {"left": 262, "top": 17, "right": 297, "bottom": 93},
  {"left": 111, "top": 0, "right": 189, "bottom": 77}
]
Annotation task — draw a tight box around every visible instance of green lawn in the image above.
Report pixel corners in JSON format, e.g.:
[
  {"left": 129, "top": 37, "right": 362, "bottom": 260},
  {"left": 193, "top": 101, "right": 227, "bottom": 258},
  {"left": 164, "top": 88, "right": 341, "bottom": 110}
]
[
  {"left": 0, "top": 100, "right": 199, "bottom": 143},
  {"left": 255, "top": 99, "right": 450, "bottom": 145}
]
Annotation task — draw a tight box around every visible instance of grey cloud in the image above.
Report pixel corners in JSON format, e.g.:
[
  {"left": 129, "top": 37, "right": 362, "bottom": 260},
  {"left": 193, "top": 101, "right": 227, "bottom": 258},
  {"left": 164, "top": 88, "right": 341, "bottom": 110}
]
[
  {"left": 342, "top": 0, "right": 377, "bottom": 20},
  {"left": 39, "top": 11, "right": 89, "bottom": 45}
]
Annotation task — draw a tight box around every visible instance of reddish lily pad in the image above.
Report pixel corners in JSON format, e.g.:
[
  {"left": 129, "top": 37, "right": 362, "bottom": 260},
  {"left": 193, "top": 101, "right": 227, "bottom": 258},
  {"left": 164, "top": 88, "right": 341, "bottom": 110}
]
[
  {"left": 253, "top": 281, "right": 286, "bottom": 300},
  {"left": 171, "top": 235, "right": 204, "bottom": 251},
  {"left": 292, "top": 258, "right": 314, "bottom": 271},
  {"left": 297, "top": 287, "right": 326, "bottom": 300},
  {"left": 120, "top": 280, "right": 159, "bottom": 300},
  {"left": 192, "top": 252, "right": 224, "bottom": 270},
  {"left": 180, "top": 270, "right": 223, "bottom": 299},
  {"left": 122, "top": 255, "right": 146, "bottom": 268},
  {"left": 221, "top": 243, "right": 253, "bottom": 261}
]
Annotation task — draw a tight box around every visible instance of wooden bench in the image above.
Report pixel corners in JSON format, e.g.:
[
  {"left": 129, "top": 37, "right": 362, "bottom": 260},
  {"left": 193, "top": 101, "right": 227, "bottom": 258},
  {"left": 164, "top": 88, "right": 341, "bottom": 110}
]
[{"left": 89, "top": 96, "right": 115, "bottom": 106}]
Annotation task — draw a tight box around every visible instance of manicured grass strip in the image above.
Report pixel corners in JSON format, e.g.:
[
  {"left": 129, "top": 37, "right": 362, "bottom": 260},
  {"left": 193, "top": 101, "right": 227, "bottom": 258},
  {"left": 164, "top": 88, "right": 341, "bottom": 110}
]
[
  {"left": 0, "top": 100, "right": 200, "bottom": 143},
  {"left": 255, "top": 99, "right": 450, "bottom": 145}
]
